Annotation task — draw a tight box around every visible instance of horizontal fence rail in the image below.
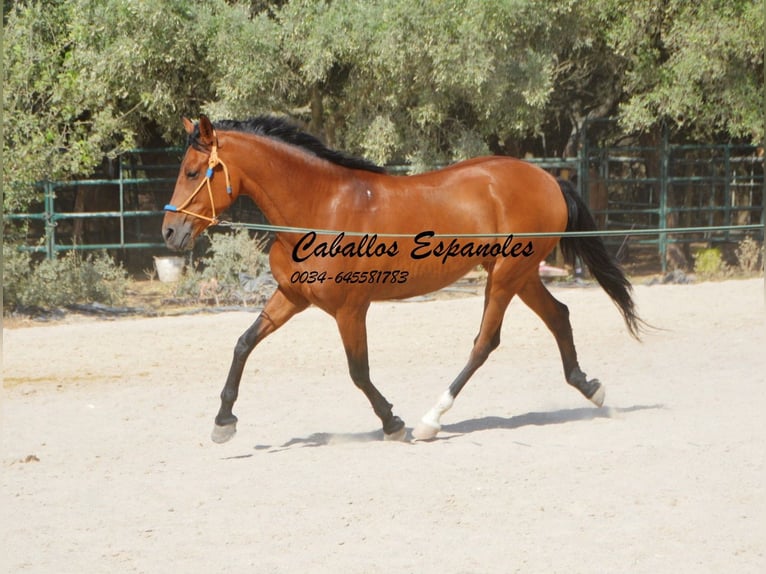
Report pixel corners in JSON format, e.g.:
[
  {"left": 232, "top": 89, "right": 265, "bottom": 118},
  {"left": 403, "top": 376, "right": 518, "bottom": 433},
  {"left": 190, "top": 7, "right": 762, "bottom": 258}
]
[
  {"left": 217, "top": 220, "right": 764, "bottom": 240},
  {"left": 4, "top": 179, "right": 170, "bottom": 255},
  {"left": 4, "top": 139, "right": 764, "bottom": 273},
  {"left": 4, "top": 148, "right": 182, "bottom": 258}
]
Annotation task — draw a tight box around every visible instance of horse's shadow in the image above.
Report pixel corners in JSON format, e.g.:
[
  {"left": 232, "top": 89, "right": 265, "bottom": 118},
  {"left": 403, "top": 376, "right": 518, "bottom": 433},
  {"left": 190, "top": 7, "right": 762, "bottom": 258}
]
[
  {"left": 441, "top": 404, "right": 663, "bottom": 435},
  {"left": 235, "top": 404, "right": 663, "bottom": 455}
]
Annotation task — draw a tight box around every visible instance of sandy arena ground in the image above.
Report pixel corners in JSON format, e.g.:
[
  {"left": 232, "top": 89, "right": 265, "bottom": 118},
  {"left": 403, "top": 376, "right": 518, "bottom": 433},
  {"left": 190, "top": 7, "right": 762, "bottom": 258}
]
[{"left": 2, "top": 278, "right": 765, "bottom": 573}]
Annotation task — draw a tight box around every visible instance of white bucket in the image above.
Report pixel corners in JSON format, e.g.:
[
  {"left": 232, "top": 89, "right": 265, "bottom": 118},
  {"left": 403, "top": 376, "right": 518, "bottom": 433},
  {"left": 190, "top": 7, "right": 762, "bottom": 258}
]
[{"left": 154, "top": 256, "right": 185, "bottom": 283}]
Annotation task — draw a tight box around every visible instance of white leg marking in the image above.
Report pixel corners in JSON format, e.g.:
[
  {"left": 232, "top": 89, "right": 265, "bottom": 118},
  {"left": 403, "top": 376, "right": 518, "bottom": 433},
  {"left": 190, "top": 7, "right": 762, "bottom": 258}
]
[{"left": 412, "top": 390, "right": 454, "bottom": 441}]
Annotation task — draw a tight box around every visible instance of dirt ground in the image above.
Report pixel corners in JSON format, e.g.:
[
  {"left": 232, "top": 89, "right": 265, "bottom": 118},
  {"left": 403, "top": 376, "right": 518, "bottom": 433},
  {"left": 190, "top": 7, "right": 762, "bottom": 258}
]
[{"left": 2, "top": 277, "right": 765, "bottom": 573}]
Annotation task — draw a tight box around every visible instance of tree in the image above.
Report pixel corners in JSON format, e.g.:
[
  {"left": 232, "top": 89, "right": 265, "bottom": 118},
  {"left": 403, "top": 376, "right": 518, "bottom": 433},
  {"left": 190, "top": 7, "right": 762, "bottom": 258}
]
[
  {"left": 2, "top": 0, "right": 218, "bottom": 212},
  {"left": 603, "top": 0, "right": 763, "bottom": 143},
  {"left": 4, "top": 0, "right": 762, "bottom": 214},
  {"left": 204, "top": 0, "right": 568, "bottom": 168}
]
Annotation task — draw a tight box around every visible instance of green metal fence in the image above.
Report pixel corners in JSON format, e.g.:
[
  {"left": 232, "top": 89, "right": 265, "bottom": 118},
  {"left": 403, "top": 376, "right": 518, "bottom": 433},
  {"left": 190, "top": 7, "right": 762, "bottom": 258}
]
[
  {"left": 579, "top": 124, "right": 764, "bottom": 271},
  {"left": 4, "top": 137, "right": 764, "bottom": 272},
  {"left": 4, "top": 148, "right": 183, "bottom": 259},
  {"left": 4, "top": 178, "right": 168, "bottom": 255}
]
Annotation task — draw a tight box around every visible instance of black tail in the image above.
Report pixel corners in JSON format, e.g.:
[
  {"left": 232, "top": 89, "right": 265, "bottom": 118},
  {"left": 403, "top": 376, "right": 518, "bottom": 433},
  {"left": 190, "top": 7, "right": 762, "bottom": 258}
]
[{"left": 558, "top": 179, "right": 643, "bottom": 340}]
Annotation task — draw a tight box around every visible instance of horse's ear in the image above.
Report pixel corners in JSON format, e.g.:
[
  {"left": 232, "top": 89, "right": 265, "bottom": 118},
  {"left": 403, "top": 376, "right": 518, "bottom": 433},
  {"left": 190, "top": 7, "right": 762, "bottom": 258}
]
[
  {"left": 198, "top": 115, "right": 215, "bottom": 146},
  {"left": 182, "top": 117, "right": 195, "bottom": 135}
]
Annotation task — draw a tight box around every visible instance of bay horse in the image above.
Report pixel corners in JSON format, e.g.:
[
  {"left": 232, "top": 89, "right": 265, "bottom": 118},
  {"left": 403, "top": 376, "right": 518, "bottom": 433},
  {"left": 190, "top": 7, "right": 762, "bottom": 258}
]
[{"left": 163, "top": 115, "right": 642, "bottom": 443}]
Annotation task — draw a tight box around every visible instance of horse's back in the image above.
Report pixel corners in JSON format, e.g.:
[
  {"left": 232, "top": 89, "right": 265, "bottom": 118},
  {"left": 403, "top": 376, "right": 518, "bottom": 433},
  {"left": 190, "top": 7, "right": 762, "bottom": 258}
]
[{"left": 388, "top": 156, "right": 568, "bottom": 234}]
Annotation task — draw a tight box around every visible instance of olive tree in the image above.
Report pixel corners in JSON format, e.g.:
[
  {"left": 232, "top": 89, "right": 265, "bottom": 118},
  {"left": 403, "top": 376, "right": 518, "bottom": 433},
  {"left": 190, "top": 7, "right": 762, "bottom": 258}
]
[
  {"left": 604, "top": 0, "right": 763, "bottom": 143},
  {"left": 2, "top": 0, "right": 218, "bottom": 211}
]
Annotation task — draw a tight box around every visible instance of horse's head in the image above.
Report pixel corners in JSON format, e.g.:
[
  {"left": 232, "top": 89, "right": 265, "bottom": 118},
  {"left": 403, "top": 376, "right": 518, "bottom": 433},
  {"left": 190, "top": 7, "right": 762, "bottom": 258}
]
[{"left": 162, "top": 115, "right": 236, "bottom": 251}]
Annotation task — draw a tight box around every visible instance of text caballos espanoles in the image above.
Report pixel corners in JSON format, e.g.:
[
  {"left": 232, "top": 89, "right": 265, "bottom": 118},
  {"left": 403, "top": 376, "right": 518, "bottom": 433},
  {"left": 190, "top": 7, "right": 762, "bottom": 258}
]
[{"left": 291, "top": 231, "right": 534, "bottom": 264}]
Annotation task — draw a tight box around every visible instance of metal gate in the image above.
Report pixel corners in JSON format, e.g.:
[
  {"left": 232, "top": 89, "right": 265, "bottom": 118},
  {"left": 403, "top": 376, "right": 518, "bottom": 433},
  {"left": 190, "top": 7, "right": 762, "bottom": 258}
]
[{"left": 5, "top": 131, "right": 764, "bottom": 272}]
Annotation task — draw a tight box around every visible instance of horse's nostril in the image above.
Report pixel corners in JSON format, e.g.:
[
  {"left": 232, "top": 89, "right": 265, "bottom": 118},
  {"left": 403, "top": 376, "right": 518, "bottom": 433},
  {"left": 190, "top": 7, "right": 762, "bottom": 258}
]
[{"left": 164, "top": 227, "right": 175, "bottom": 241}]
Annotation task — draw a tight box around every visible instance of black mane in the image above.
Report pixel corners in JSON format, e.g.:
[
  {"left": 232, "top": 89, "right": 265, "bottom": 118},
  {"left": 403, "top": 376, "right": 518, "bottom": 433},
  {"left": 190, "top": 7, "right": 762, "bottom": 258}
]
[{"left": 189, "top": 116, "right": 386, "bottom": 174}]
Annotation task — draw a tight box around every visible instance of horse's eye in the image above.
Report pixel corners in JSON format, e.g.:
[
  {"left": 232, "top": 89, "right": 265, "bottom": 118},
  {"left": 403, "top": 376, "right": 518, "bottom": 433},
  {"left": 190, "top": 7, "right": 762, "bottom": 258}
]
[{"left": 186, "top": 170, "right": 199, "bottom": 179}]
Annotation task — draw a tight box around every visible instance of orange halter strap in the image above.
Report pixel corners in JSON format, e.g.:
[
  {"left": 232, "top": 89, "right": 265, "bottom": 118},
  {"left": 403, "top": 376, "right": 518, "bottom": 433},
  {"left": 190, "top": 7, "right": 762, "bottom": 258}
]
[{"left": 164, "top": 134, "right": 233, "bottom": 227}]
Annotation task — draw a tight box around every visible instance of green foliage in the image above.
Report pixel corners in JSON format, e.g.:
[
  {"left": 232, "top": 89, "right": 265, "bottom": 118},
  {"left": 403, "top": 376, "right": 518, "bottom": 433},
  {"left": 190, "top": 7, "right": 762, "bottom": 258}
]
[
  {"left": 204, "top": 0, "right": 581, "bottom": 163},
  {"left": 1, "top": 244, "right": 33, "bottom": 309},
  {"left": 3, "top": 0, "right": 763, "bottom": 215},
  {"left": 2, "top": 0, "right": 218, "bottom": 212},
  {"left": 2, "top": 246, "right": 128, "bottom": 311},
  {"left": 604, "top": 0, "right": 764, "bottom": 142},
  {"left": 199, "top": 229, "right": 269, "bottom": 288},
  {"left": 175, "top": 229, "right": 270, "bottom": 306},
  {"left": 202, "top": 0, "right": 766, "bottom": 160},
  {"left": 693, "top": 238, "right": 763, "bottom": 281},
  {"left": 3, "top": 1, "right": 120, "bottom": 210},
  {"left": 693, "top": 247, "right": 729, "bottom": 279}
]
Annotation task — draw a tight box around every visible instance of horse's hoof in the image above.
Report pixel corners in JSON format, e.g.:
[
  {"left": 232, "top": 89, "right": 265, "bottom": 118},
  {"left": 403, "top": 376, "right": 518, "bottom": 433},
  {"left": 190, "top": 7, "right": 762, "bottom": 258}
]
[
  {"left": 384, "top": 426, "right": 408, "bottom": 442},
  {"left": 412, "top": 420, "right": 440, "bottom": 441},
  {"left": 589, "top": 384, "right": 606, "bottom": 408},
  {"left": 211, "top": 422, "right": 237, "bottom": 443}
]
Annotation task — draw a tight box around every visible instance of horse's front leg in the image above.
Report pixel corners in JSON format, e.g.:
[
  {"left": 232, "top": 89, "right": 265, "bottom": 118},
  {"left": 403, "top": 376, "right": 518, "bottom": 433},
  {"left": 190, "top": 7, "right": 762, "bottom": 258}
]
[
  {"left": 212, "top": 288, "right": 307, "bottom": 443},
  {"left": 335, "top": 305, "right": 406, "bottom": 441}
]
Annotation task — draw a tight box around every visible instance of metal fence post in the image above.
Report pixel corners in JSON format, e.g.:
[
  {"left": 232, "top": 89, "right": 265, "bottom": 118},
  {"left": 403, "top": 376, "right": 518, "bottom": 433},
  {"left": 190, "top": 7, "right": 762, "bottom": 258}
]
[
  {"left": 723, "top": 143, "right": 732, "bottom": 242},
  {"left": 659, "top": 126, "right": 669, "bottom": 272},
  {"left": 44, "top": 181, "right": 56, "bottom": 259},
  {"left": 580, "top": 119, "right": 589, "bottom": 204},
  {"left": 119, "top": 154, "right": 126, "bottom": 249}
]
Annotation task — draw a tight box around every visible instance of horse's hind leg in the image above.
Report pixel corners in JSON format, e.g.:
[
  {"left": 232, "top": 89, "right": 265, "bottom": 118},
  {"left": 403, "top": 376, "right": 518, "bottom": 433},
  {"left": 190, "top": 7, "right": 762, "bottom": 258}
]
[
  {"left": 518, "top": 276, "right": 605, "bottom": 406},
  {"left": 335, "top": 305, "right": 406, "bottom": 441},
  {"left": 212, "top": 288, "right": 308, "bottom": 443},
  {"left": 413, "top": 278, "right": 512, "bottom": 441}
]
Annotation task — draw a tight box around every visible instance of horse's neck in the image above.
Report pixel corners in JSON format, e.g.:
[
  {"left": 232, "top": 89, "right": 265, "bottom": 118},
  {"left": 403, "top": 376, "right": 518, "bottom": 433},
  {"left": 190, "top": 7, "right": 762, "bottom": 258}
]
[{"left": 230, "top": 134, "right": 345, "bottom": 228}]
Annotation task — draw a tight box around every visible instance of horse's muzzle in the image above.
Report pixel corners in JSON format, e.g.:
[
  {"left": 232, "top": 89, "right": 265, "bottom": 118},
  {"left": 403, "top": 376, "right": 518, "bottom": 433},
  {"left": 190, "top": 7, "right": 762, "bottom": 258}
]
[{"left": 162, "top": 218, "right": 195, "bottom": 251}]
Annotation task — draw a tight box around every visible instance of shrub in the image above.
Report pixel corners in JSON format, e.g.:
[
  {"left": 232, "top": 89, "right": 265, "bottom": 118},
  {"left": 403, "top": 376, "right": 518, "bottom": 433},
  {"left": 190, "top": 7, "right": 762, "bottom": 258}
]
[
  {"left": 2, "top": 243, "right": 32, "bottom": 309},
  {"left": 735, "top": 236, "right": 763, "bottom": 275},
  {"left": 174, "top": 229, "right": 271, "bottom": 306},
  {"left": 693, "top": 247, "right": 728, "bottom": 279},
  {"left": 2, "top": 246, "right": 128, "bottom": 311}
]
